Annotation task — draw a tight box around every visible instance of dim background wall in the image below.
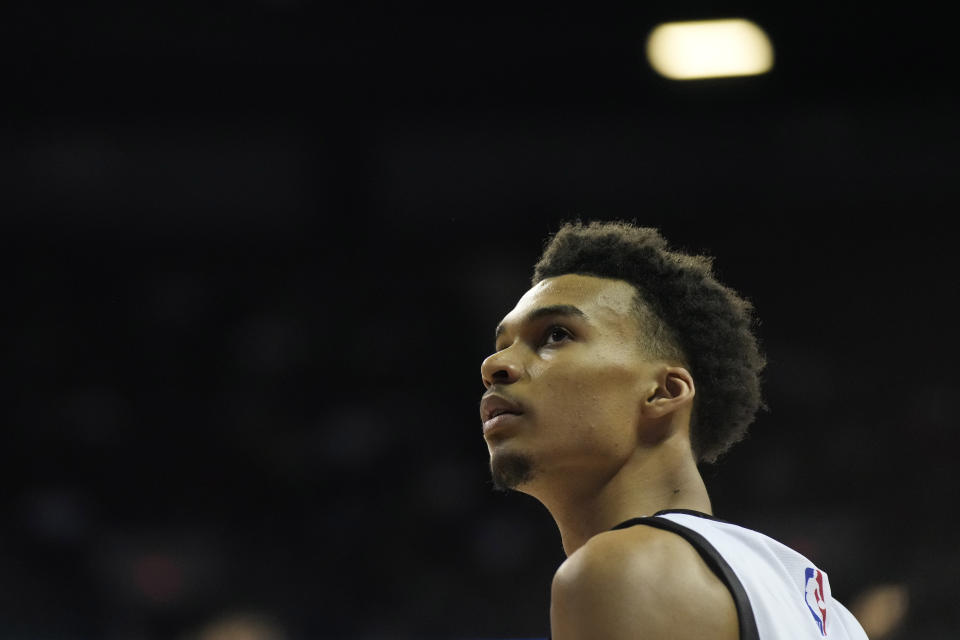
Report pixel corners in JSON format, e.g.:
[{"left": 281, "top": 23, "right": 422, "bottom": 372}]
[{"left": 3, "top": 2, "right": 957, "bottom": 639}]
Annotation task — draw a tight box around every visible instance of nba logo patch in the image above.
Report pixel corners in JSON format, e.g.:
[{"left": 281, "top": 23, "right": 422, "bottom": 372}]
[{"left": 804, "top": 567, "right": 830, "bottom": 636}]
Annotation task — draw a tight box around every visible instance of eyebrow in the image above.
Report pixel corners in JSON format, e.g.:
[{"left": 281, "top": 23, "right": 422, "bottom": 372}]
[{"left": 494, "top": 304, "right": 588, "bottom": 341}]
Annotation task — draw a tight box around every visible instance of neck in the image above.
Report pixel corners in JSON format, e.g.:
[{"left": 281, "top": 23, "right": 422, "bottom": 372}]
[{"left": 529, "top": 434, "right": 711, "bottom": 557}]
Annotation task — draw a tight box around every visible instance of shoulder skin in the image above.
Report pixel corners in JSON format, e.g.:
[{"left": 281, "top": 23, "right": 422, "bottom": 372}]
[{"left": 550, "top": 524, "right": 739, "bottom": 640}]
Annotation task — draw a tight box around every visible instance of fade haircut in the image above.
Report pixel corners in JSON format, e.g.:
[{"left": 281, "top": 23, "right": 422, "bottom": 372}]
[{"left": 532, "top": 220, "right": 766, "bottom": 463}]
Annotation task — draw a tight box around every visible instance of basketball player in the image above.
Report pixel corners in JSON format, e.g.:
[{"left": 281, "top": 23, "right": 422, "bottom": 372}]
[{"left": 479, "top": 221, "right": 868, "bottom": 639}]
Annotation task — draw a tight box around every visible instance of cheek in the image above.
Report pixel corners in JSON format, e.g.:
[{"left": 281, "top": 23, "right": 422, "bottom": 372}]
[{"left": 534, "top": 358, "right": 644, "bottom": 434}]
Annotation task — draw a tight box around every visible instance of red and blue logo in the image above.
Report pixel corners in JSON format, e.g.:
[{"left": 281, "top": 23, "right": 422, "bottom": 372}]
[{"left": 804, "top": 567, "right": 829, "bottom": 636}]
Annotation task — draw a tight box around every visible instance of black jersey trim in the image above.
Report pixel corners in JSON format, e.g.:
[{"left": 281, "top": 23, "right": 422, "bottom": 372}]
[
  {"left": 610, "top": 516, "right": 760, "bottom": 640},
  {"left": 651, "top": 508, "right": 739, "bottom": 525}
]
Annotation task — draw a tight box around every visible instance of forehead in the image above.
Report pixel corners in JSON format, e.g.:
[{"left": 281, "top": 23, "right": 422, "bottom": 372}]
[{"left": 503, "top": 273, "right": 638, "bottom": 328}]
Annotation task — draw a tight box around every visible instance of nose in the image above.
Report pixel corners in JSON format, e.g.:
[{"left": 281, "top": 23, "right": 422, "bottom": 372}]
[{"left": 481, "top": 347, "right": 522, "bottom": 389}]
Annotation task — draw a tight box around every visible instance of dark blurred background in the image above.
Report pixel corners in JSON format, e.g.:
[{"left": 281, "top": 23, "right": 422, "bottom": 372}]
[{"left": 3, "top": 2, "right": 957, "bottom": 639}]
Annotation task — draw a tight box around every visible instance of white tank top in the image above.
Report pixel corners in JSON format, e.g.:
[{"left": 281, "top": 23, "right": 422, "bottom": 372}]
[{"left": 611, "top": 510, "right": 869, "bottom": 640}]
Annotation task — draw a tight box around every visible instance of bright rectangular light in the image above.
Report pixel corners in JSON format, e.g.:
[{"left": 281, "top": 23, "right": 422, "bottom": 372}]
[{"left": 646, "top": 19, "right": 774, "bottom": 80}]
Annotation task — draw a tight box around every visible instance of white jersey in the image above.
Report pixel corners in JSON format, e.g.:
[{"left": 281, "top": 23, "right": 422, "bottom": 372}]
[{"left": 612, "top": 510, "right": 869, "bottom": 640}]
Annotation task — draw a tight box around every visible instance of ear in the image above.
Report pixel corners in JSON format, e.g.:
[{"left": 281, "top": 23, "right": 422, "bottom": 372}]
[{"left": 642, "top": 366, "right": 695, "bottom": 419}]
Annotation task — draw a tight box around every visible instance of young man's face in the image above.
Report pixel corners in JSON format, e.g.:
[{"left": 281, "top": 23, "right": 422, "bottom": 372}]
[{"left": 480, "top": 273, "right": 662, "bottom": 493}]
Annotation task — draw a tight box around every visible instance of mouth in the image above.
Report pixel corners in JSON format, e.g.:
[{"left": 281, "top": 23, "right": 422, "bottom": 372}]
[
  {"left": 488, "top": 406, "right": 518, "bottom": 420},
  {"left": 482, "top": 410, "right": 523, "bottom": 436},
  {"left": 480, "top": 394, "right": 525, "bottom": 435}
]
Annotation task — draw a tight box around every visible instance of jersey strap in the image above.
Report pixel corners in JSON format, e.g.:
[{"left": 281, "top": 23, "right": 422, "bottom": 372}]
[{"left": 611, "top": 515, "right": 760, "bottom": 640}]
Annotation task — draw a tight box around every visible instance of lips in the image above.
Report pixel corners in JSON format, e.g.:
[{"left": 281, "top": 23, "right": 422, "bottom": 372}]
[{"left": 480, "top": 393, "right": 524, "bottom": 433}]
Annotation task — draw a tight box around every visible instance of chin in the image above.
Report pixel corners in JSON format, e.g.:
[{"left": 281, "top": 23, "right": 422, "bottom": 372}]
[{"left": 490, "top": 449, "right": 536, "bottom": 492}]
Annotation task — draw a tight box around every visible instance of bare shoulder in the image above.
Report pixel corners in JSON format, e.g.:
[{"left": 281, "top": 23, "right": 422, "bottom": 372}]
[{"left": 550, "top": 524, "right": 738, "bottom": 640}]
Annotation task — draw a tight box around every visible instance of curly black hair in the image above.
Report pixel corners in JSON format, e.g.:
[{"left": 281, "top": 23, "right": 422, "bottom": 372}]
[{"left": 532, "top": 220, "right": 766, "bottom": 463}]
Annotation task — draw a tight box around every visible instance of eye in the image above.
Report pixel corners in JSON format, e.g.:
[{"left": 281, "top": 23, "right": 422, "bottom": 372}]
[{"left": 543, "top": 325, "right": 572, "bottom": 346}]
